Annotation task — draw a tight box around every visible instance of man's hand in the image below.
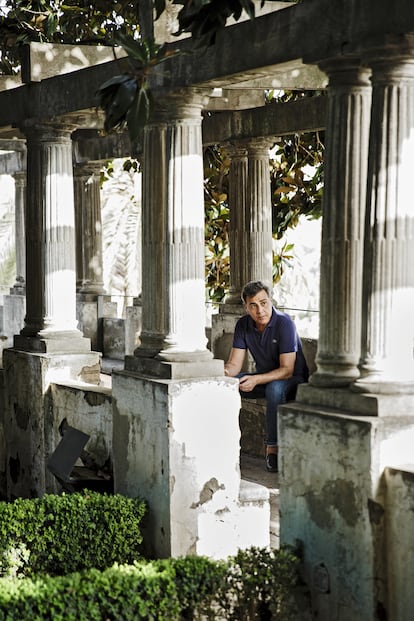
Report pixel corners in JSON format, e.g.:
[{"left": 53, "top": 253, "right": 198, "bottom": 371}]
[{"left": 238, "top": 374, "right": 258, "bottom": 392}]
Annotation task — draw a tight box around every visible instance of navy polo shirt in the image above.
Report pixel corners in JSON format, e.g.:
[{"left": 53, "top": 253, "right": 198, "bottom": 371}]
[{"left": 232, "top": 307, "right": 309, "bottom": 381}]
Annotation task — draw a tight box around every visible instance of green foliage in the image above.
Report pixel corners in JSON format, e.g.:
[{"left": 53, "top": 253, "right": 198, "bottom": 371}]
[
  {"left": 0, "top": 0, "right": 141, "bottom": 74},
  {"left": 273, "top": 240, "right": 294, "bottom": 284},
  {"left": 271, "top": 130, "right": 324, "bottom": 239},
  {"left": 219, "top": 546, "right": 300, "bottom": 620},
  {"left": 0, "top": 547, "right": 300, "bottom": 620},
  {"left": 204, "top": 145, "right": 231, "bottom": 304},
  {"left": 96, "top": 34, "right": 180, "bottom": 142},
  {"left": 0, "top": 561, "right": 181, "bottom": 621},
  {"left": 0, "top": 490, "right": 146, "bottom": 578},
  {"left": 156, "top": 0, "right": 297, "bottom": 49}
]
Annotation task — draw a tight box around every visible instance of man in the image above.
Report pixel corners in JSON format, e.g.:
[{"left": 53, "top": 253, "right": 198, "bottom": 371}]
[{"left": 224, "top": 281, "right": 309, "bottom": 472}]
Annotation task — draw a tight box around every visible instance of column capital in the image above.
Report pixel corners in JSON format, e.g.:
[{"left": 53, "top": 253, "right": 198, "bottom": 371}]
[
  {"left": 150, "top": 88, "right": 209, "bottom": 122},
  {"left": 318, "top": 57, "right": 372, "bottom": 87},
  {"left": 20, "top": 118, "right": 77, "bottom": 143}
]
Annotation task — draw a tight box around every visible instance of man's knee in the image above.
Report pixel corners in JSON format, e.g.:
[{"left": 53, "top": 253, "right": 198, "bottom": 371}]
[{"left": 265, "top": 379, "right": 289, "bottom": 403}]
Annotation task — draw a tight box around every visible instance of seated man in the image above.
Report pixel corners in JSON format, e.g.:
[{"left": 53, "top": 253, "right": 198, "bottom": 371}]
[{"left": 224, "top": 280, "right": 309, "bottom": 472}]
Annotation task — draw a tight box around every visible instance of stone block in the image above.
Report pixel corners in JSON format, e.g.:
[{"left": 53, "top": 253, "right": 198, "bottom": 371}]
[
  {"left": 103, "top": 318, "right": 125, "bottom": 360},
  {"left": 111, "top": 372, "right": 267, "bottom": 559},
  {"left": 125, "top": 304, "right": 141, "bottom": 355}
]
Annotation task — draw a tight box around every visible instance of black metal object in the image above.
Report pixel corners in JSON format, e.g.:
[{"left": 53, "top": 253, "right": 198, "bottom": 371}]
[{"left": 47, "top": 424, "right": 113, "bottom": 493}]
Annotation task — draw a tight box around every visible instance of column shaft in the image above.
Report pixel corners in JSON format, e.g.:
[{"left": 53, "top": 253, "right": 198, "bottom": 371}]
[
  {"left": 245, "top": 139, "right": 274, "bottom": 287},
  {"left": 17, "top": 122, "right": 88, "bottom": 352},
  {"left": 74, "top": 163, "right": 105, "bottom": 295},
  {"left": 224, "top": 143, "right": 248, "bottom": 306},
  {"left": 311, "top": 62, "right": 372, "bottom": 387},
  {"left": 11, "top": 171, "right": 26, "bottom": 293},
  {"left": 355, "top": 49, "right": 414, "bottom": 393},
  {"left": 132, "top": 91, "right": 215, "bottom": 372}
]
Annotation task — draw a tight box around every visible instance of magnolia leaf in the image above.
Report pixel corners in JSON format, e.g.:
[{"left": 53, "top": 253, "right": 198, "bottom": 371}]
[
  {"left": 113, "top": 32, "right": 148, "bottom": 64},
  {"left": 97, "top": 76, "right": 138, "bottom": 132},
  {"left": 275, "top": 186, "right": 292, "bottom": 194},
  {"left": 126, "top": 85, "right": 153, "bottom": 143}
]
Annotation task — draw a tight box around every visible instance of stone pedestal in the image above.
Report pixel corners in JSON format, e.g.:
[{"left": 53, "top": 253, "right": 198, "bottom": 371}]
[
  {"left": 113, "top": 371, "right": 269, "bottom": 558},
  {"left": 3, "top": 348, "right": 100, "bottom": 499},
  {"left": 279, "top": 398, "right": 414, "bottom": 621},
  {"left": 2, "top": 293, "right": 25, "bottom": 347}
]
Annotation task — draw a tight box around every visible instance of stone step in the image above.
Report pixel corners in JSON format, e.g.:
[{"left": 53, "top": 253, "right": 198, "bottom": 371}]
[{"left": 240, "top": 453, "right": 280, "bottom": 549}]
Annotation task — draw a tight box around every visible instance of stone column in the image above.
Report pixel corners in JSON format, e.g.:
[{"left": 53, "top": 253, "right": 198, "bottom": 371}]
[
  {"left": 74, "top": 162, "right": 106, "bottom": 351},
  {"left": 309, "top": 61, "right": 372, "bottom": 387},
  {"left": 211, "top": 139, "right": 273, "bottom": 365},
  {"left": 10, "top": 171, "right": 26, "bottom": 294},
  {"left": 15, "top": 120, "right": 90, "bottom": 353},
  {"left": 223, "top": 141, "right": 248, "bottom": 306},
  {"left": 112, "top": 90, "right": 252, "bottom": 558},
  {"left": 354, "top": 41, "right": 414, "bottom": 394},
  {"left": 244, "top": 138, "right": 274, "bottom": 287},
  {"left": 127, "top": 90, "right": 222, "bottom": 378},
  {"left": 74, "top": 163, "right": 105, "bottom": 295}
]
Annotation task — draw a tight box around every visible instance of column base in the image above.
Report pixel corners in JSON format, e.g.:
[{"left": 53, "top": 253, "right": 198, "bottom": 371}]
[
  {"left": 14, "top": 334, "right": 92, "bottom": 354},
  {"left": 352, "top": 376, "right": 414, "bottom": 396},
  {"left": 125, "top": 354, "right": 224, "bottom": 379},
  {"left": 298, "top": 383, "right": 414, "bottom": 416}
]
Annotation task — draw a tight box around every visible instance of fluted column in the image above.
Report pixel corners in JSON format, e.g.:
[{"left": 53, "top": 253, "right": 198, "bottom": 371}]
[
  {"left": 310, "top": 61, "right": 372, "bottom": 387},
  {"left": 244, "top": 138, "right": 274, "bottom": 287},
  {"left": 129, "top": 89, "right": 221, "bottom": 377},
  {"left": 74, "top": 163, "right": 105, "bottom": 295},
  {"left": 10, "top": 171, "right": 26, "bottom": 294},
  {"left": 354, "top": 43, "right": 414, "bottom": 393},
  {"left": 223, "top": 142, "right": 248, "bottom": 306},
  {"left": 16, "top": 121, "right": 89, "bottom": 352}
]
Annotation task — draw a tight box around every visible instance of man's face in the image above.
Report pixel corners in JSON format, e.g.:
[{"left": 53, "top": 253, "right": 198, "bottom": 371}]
[{"left": 244, "top": 290, "right": 272, "bottom": 329}]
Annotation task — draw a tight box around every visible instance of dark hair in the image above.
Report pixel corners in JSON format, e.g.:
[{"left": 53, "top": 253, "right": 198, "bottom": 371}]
[{"left": 241, "top": 281, "right": 271, "bottom": 303}]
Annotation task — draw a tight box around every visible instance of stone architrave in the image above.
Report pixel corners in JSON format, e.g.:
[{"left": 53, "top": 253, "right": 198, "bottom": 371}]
[
  {"left": 354, "top": 40, "right": 414, "bottom": 394},
  {"left": 10, "top": 171, "right": 26, "bottom": 294},
  {"left": 73, "top": 162, "right": 105, "bottom": 295},
  {"left": 309, "top": 61, "right": 372, "bottom": 387},
  {"left": 16, "top": 120, "right": 90, "bottom": 353},
  {"left": 127, "top": 90, "right": 222, "bottom": 378}
]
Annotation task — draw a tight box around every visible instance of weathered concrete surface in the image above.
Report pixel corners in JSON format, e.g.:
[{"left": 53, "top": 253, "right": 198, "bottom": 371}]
[
  {"left": 279, "top": 401, "right": 414, "bottom": 621},
  {"left": 112, "top": 371, "right": 269, "bottom": 558},
  {"left": 3, "top": 348, "right": 101, "bottom": 498},
  {"left": 384, "top": 467, "right": 414, "bottom": 621},
  {"left": 47, "top": 381, "right": 112, "bottom": 492}
]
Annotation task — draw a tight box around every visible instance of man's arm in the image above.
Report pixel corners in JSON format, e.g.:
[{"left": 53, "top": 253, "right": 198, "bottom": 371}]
[
  {"left": 238, "top": 352, "right": 296, "bottom": 392},
  {"left": 224, "top": 348, "right": 246, "bottom": 377}
]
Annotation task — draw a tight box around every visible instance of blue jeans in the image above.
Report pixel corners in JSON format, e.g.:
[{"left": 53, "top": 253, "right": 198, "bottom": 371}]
[{"left": 238, "top": 373, "right": 304, "bottom": 448}]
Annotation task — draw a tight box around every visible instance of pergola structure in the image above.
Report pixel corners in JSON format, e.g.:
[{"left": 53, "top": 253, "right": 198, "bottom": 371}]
[{"left": 1, "top": 1, "right": 414, "bottom": 618}]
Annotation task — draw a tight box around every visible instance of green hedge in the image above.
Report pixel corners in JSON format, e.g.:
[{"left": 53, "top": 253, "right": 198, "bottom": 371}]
[
  {"left": 0, "top": 548, "right": 300, "bottom": 621},
  {"left": 0, "top": 491, "right": 146, "bottom": 578}
]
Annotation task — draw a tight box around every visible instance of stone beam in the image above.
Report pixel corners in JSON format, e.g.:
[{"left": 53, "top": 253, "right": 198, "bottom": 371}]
[
  {"left": 2, "top": 0, "right": 412, "bottom": 129},
  {"left": 203, "top": 96, "right": 327, "bottom": 144}
]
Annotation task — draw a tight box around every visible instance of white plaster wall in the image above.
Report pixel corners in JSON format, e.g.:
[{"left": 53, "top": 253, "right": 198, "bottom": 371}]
[{"left": 112, "top": 371, "right": 243, "bottom": 559}]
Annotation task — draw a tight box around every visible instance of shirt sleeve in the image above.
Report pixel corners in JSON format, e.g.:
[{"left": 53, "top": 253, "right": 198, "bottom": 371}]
[{"left": 278, "top": 315, "right": 299, "bottom": 354}]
